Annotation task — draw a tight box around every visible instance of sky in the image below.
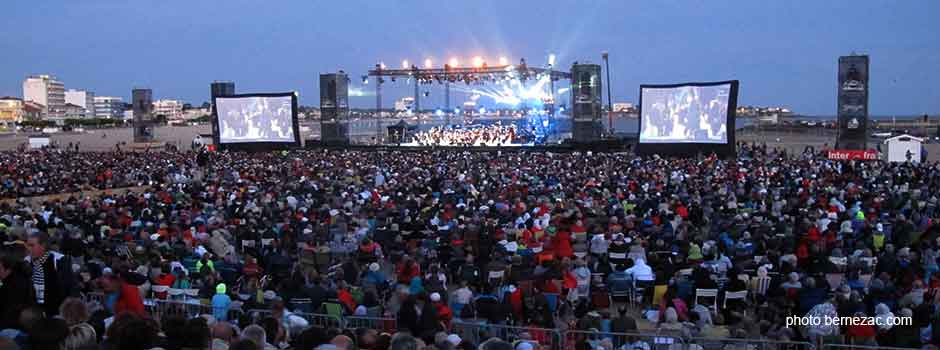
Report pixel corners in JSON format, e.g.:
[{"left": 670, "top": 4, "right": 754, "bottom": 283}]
[{"left": 1, "top": 0, "right": 937, "bottom": 116}]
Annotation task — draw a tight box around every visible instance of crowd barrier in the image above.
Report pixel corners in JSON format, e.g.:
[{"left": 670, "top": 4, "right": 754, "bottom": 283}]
[
  {"left": 148, "top": 299, "right": 245, "bottom": 322},
  {"left": 346, "top": 316, "right": 398, "bottom": 333},
  {"left": 451, "top": 321, "right": 563, "bottom": 350},
  {"left": 81, "top": 295, "right": 859, "bottom": 350},
  {"left": 564, "top": 329, "right": 685, "bottom": 350},
  {"left": 247, "top": 309, "right": 346, "bottom": 330},
  {"left": 686, "top": 337, "right": 812, "bottom": 350},
  {"left": 822, "top": 344, "right": 914, "bottom": 350}
]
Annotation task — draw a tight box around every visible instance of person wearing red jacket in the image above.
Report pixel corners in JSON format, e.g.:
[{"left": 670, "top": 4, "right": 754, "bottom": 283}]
[
  {"left": 396, "top": 258, "right": 421, "bottom": 285},
  {"left": 102, "top": 273, "right": 146, "bottom": 316}
]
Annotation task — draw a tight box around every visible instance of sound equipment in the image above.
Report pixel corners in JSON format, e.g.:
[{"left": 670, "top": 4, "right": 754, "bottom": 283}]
[
  {"left": 570, "top": 64, "right": 603, "bottom": 142},
  {"left": 320, "top": 73, "right": 349, "bottom": 144},
  {"left": 836, "top": 55, "right": 869, "bottom": 150}
]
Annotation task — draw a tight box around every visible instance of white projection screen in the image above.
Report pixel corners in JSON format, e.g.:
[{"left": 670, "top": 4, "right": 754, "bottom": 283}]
[
  {"left": 639, "top": 82, "right": 733, "bottom": 144},
  {"left": 215, "top": 94, "right": 297, "bottom": 144}
]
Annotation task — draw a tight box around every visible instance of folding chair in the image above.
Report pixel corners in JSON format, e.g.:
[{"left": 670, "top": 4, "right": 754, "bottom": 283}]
[
  {"left": 324, "top": 302, "right": 345, "bottom": 318},
  {"left": 152, "top": 285, "right": 170, "bottom": 300},
  {"left": 750, "top": 276, "right": 772, "bottom": 301},
  {"left": 630, "top": 279, "right": 649, "bottom": 309},
  {"left": 184, "top": 289, "right": 200, "bottom": 300},
  {"left": 488, "top": 270, "right": 506, "bottom": 286},
  {"left": 695, "top": 289, "right": 719, "bottom": 314},
  {"left": 723, "top": 291, "right": 748, "bottom": 310},
  {"left": 168, "top": 288, "right": 185, "bottom": 300},
  {"left": 652, "top": 285, "right": 669, "bottom": 306}
]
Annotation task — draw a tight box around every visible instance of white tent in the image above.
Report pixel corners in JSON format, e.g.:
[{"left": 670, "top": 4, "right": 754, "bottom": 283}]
[
  {"left": 28, "top": 136, "right": 50, "bottom": 149},
  {"left": 884, "top": 134, "right": 924, "bottom": 163}
]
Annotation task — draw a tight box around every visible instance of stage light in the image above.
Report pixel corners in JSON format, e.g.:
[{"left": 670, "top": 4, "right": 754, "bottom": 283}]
[
  {"left": 435, "top": 109, "right": 443, "bottom": 116},
  {"left": 454, "top": 108, "right": 460, "bottom": 114},
  {"left": 472, "top": 56, "right": 484, "bottom": 68},
  {"left": 380, "top": 62, "right": 386, "bottom": 69},
  {"left": 449, "top": 57, "right": 459, "bottom": 67},
  {"left": 402, "top": 60, "right": 409, "bottom": 69},
  {"left": 479, "top": 107, "right": 486, "bottom": 114},
  {"left": 548, "top": 54, "right": 556, "bottom": 66},
  {"left": 424, "top": 59, "right": 432, "bottom": 69},
  {"left": 499, "top": 56, "right": 508, "bottom": 66},
  {"left": 559, "top": 106, "right": 565, "bottom": 112},
  {"left": 362, "top": 75, "right": 369, "bottom": 84}
]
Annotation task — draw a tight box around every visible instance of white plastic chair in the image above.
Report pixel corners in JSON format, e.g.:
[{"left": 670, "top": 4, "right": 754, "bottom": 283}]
[
  {"left": 152, "top": 285, "right": 170, "bottom": 299},
  {"left": 723, "top": 290, "right": 748, "bottom": 309},
  {"left": 184, "top": 289, "right": 200, "bottom": 300},
  {"left": 695, "top": 289, "right": 719, "bottom": 314},
  {"left": 168, "top": 288, "right": 185, "bottom": 300}
]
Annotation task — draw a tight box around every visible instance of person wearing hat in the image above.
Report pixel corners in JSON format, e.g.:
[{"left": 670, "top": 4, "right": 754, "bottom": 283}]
[
  {"left": 429, "top": 292, "right": 453, "bottom": 328},
  {"left": 363, "top": 262, "right": 389, "bottom": 293},
  {"left": 212, "top": 282, "right": 232, "bottom": 321}
]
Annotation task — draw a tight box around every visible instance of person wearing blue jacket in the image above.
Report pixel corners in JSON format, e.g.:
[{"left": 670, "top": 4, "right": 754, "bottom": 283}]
[{"left": 212, "top": 283, "right": 232, "bottom": 321}]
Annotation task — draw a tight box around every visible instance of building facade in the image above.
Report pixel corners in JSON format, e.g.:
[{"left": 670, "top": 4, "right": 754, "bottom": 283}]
[
  {"left": 0, "top": 97, "right": 24, "bottom": 127},
  {"left": 65, "top": 89, "right": 95, "bottom": 118},
  {"left": 93, "top": 96, "right": 125, "bottom": 118},
  {"left": 153, "top": 99, "right": 183, "bottom": 119},
  {"left": 22, "top": 75, "right": 65, "bottom": 119},
  {"left": 64, "top": 103, "right": 86, "bottom": 119}
]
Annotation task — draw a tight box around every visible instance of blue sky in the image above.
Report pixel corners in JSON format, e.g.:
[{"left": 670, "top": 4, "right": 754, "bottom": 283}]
[{"left": 1, "top": 1, "right": 937, "bottom": 115}]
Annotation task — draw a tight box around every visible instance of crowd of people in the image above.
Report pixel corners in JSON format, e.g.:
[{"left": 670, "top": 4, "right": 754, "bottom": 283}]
[
  {"left": 412, "top": 124, "right": 520, "bottom": 147},
  {"left": 0, "top": 144, "right": 939, "bottom": 350}
]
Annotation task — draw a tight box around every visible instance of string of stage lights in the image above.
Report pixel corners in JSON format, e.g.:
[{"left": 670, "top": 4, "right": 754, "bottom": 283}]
[{"left": 365, "top": 55, "right": 570, "bottom": 85}]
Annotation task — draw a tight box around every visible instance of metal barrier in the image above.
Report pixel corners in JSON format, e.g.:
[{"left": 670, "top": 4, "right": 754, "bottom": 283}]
[
  {"left": 148, "top": 299, "right": 243, "bottom": 322},
  {"left": 822, "top": 344, "right": 913, "bottom": 350},
  {"left": 686, "top": 337, "right": 812, "bottom": 350},
  {"left": 565, "top": 330, "right": 686, "bottom": 350},
  {"left": 345, "top": 316, "right": 397, "bottom": 333},
  {"left": 451, "top": 321, "right": 563, "bottom": 350},
  {"left": 247, "top": 309, "right": 343, "bottom": 329},
  {"left": 295, "top": 312, "right": 343, "bottom": 329}
]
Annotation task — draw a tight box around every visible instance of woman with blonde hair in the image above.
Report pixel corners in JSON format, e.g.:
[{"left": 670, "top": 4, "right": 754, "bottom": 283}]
[{"left": 59, "top": 297, "right": 97, "bottom": 350}]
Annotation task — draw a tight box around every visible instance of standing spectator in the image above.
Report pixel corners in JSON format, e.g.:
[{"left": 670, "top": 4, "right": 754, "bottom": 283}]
[
  {"left": 101, "top": 273, "right": 146, "bottom": 316},
  {"left": 0, "top": 254, "right": 35, "bottom": 330},
  {"left": 213, "top": 283, "right": 233, "bottom": 321},
  {"left": 25, "top": 232, "right": 75, "bottom": 317}
]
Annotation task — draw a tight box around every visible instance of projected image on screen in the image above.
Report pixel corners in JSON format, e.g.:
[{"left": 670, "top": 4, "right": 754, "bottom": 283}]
[
  {"left": 216, "top": 96, "right": 294, "bottom": 143},
  {"left": 640, "top": 84, "right": 730, "bottom": 143}
]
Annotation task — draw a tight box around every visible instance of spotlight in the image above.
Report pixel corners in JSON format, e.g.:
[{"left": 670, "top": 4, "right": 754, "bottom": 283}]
[
  {"left": 548, "top": 53, "right": 556, "bottom": 66},
  {"left": 449, "top": 57, "right": 459, "bottom": 67},
  {"left": 472, "top": 56, "right": 484, "bottom": 68},
  {"left": 424, "top": 58, "right": 432, "bottom": 69},
  {"left": 361, "top": 75, "right": 369, "bottom": 84},
  {"left": 402, "top": 60, "right": 409, "bottom": 69},
  {"left": 499, "top": 56, "right": 508, "bottom": 66},
  {"left": 380, "top": 62, "right": 386, "bottom": 69}
]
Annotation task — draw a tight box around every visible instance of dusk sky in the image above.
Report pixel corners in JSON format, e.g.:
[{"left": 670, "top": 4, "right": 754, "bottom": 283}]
[{"left": 2, "top": 1, "right": 937, "bottom": 115}]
